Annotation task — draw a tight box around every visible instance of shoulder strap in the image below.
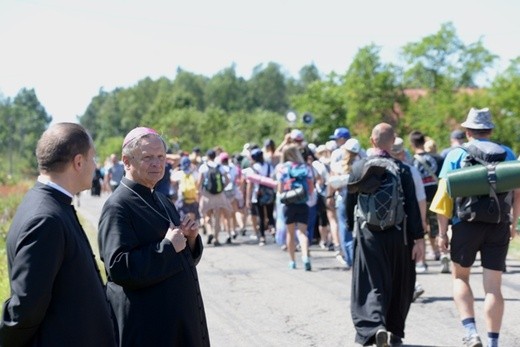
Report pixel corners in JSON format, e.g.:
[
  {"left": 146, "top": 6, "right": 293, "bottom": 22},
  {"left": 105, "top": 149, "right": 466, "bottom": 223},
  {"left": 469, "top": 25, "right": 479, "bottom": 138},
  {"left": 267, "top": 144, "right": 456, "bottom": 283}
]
[{"left": 413, "top": 154, "right": 438, "bottom": 183}]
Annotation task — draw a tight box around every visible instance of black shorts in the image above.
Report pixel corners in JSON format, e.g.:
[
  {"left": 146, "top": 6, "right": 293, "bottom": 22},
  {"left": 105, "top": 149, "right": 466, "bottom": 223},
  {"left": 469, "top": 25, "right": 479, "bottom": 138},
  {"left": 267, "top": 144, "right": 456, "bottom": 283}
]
[
  {"left": 451, "top": 221, "right": 510, "bottom": 271},
  {"left": 316, "top": 195, "right": 329, "bottom": 227},
  {"left": 284, "top": 203, "right": 309, "bottom": 225},
  {"left": 426, "top": 207, "right": 438, "bottom": 237}
]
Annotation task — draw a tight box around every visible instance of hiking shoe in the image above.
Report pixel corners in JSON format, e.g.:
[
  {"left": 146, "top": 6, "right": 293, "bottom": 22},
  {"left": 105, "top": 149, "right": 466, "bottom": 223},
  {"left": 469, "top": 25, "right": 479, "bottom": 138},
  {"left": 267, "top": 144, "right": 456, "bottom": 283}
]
[
  {"left": 375, "top": 329, "right": 389, "bottom": 347},
  {"left": 412, "top": 282, "right": 425, "bottom": 302},
  {"left": 389, "top": 333, "right": 403, "bottom": 347},
  {"left": 288, "top": 261, "right": 296, "bottom": 269},
  {"left": 304, "top": 260, "right": 312, "bottom": 271},
  {"left": 206, "top": 234, "right": 214, "bottom": 245},
  {"left": 440, "top": 255, "right": 451, "bottom": 273},
  {"left": 462, "top": 334, "right": 482, "bottom": 347},
  {"left": 415, "top": 261, "right": 428, "bottom": 273}
]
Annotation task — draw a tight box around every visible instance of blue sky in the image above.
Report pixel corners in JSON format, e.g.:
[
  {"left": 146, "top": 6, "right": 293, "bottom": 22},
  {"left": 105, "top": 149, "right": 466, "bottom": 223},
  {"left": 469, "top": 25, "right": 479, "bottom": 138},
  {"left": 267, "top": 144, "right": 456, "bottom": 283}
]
[{"left": 1, "top": 0, "right": 518, "bottom": 124}]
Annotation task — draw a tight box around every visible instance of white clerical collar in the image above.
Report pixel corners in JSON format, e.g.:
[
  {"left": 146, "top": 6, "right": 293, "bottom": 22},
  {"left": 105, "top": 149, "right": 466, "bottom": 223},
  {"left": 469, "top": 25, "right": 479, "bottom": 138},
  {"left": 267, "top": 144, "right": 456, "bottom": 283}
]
[{"left": 37, "top": 176, "right": 74, "bottom": 199}]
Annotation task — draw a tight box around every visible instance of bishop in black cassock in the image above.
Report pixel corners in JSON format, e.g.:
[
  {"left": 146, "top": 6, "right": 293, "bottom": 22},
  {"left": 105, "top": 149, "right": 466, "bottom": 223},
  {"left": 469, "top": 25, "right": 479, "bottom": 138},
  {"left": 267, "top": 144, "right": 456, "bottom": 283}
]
[{"left": 98, "top": 127, "right": 209, "bottom": 347}]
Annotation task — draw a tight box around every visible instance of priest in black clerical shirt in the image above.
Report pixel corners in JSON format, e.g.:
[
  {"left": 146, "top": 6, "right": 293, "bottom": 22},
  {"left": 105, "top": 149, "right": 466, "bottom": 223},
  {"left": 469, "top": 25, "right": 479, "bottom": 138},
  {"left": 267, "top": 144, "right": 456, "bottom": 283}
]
[
  {"left": 98, "top": 127, "right": 209, "bottom": 347},
  {"left": 0, "top": 123, "right": 117, "bottom": 347}
]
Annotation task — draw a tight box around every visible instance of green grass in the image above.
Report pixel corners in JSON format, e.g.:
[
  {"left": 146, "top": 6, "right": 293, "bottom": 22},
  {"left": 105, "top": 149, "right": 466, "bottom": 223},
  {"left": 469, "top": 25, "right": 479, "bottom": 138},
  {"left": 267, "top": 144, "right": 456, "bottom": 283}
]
[
  {"left": 78, "top": 215, "right": 107, "bottom": 283},
  {"left": 508, "top": 235, "right": 520, "bottom": 260}
]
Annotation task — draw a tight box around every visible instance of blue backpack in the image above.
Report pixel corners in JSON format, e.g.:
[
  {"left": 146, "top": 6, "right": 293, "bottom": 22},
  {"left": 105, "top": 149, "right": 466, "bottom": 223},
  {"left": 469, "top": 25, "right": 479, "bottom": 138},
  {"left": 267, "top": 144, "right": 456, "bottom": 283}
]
[{"left": 282, "top": 163, "right": 309, "bottom": 204}]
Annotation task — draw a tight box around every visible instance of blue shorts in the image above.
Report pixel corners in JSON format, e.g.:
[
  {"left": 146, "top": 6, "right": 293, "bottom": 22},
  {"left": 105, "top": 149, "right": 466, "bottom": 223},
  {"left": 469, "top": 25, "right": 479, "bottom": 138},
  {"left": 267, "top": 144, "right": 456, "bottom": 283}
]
[{"left": 451, "top": 221, "right": 510, "bottom": 271}]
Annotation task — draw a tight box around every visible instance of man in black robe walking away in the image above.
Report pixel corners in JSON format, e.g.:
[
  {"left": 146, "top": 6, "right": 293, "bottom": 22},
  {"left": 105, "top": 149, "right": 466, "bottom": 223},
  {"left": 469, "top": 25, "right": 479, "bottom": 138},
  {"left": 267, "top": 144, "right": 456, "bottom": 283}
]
[
  {"left": 0, "top": 123, "right": 117, "bottom": 347},
  {"left": 98, "top": 127, "right": 209, "bottom": 347},
  {"left": 346, "top": 123, "right": 425, "bottom": 346}
]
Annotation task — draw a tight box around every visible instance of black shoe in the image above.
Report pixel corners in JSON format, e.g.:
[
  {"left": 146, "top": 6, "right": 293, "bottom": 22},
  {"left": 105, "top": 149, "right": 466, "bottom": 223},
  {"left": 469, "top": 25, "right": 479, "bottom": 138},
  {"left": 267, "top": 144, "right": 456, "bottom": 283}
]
[
  {"left": 207, "top": 234, "right": 214, "bottom": 245},
  {"left": 390, "top": 333, "right": 403, "bottom": 346},
  {"left": 375, "top": 329, "right": 389, "bottom": 347},
  {"left": 226, "top": 237, "right": 232, "bottom": 244}
]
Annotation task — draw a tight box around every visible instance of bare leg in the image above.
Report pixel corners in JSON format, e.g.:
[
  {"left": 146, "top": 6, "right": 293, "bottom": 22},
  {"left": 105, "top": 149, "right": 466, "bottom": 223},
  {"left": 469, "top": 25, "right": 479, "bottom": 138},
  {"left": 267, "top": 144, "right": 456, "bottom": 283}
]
[
  {"left": 297, "top": 223, "right": 309, "bottom": 257},
  {"left": 483, "top": 268, "right": 504, "bottom": 333},
  {"left": 326, "top": 208, "right": 340, "bottom": 248},
  {"left": 286, "top": 223, "right": 296, "bottom": 262},
  {"left": 452, "top": 262, "right": 475, "bottom": 320}
]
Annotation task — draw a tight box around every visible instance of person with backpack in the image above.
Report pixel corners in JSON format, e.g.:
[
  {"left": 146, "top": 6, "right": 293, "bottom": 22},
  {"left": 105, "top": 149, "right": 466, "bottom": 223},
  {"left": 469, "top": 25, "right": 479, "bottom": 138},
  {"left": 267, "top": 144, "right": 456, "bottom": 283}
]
[
  {"left": 432, "top": 108, "right": 519, "bottom": 347},
  {"left": 245, "top": 148, "right": 276, "bottom": 246},
  {"left": 198, "top": 149, "right": 231, "bottom": 246},
  {"left": 172, "top": 155, "right": 200, "bottom": 222},
  {"left": 278, "top": 144, "right": 313, "bottom": 271},
  {"left": 409, "top": 130, "right": 444, "bottom": 272},
  {"left": 328, "top": 138, "right": 362, "bottom": 269},
  {"left": 346, "top": 123, "right": 425, "bottom": 347}
]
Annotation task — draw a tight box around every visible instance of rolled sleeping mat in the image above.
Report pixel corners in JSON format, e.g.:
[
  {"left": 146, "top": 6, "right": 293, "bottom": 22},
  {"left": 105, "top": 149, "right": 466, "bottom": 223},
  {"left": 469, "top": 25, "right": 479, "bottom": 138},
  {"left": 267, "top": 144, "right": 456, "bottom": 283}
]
[
  {"left": 244, "top": 172, "right": 278, "bottom": 189},
  {"left": 446, "top": 160, "right": 520, "bottom": 197}
]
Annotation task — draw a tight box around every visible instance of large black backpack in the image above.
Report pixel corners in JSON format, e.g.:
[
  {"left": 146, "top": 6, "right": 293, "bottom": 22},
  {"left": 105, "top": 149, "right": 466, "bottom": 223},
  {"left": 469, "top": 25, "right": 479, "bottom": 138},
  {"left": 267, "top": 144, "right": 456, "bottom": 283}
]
[
  {"left": 351, "top": 157, "right": 406, "bottom": 231},
  {"left": 455, "top": 141, "right": 511, "bottom": 224}
]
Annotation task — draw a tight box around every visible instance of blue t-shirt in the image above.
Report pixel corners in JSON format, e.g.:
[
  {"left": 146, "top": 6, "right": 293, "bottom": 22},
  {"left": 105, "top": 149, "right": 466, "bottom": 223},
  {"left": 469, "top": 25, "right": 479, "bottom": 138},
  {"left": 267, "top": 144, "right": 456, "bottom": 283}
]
[
  {"left": 438, "top": 139, "right": 516, "bottom": 179},
  {"left": 438, "top": 139, "right": 517, "bottom": 224}
]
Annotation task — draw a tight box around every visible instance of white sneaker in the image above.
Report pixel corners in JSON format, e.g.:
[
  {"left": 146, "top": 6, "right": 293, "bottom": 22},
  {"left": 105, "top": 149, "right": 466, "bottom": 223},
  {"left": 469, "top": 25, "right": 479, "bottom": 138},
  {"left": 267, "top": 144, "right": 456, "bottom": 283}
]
[
  {"left": 413, "top": 282, "right": 425, "bottom": 302},
  {"left": 440, "top": 255, "right": 451, "bottom": 273},
  {"left": 415, "top": 262, "right": 428, "bottom": 273}
]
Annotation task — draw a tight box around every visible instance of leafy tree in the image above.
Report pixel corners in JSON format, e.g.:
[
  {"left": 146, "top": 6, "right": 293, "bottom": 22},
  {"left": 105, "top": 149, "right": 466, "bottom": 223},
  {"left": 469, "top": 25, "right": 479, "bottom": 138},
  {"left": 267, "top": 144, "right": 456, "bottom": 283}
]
[
  {"left": 246, "top": 62, "right": 288, "bottom": 113},
  {"left": 401, "top": 22, "right": 497, "bottom": 89},
  {"left": 94, "top": 90, "right": 124, "bottom": 142},
  {"left": 172, "top": 68, "right": 208, "bottom": 111},
  {"left": 290, "top": 75, "right": 347, "bottom": 143},
  {"left": 80, "top": 88, "right": 110, "bottom": 140},
  {"left": 343, "top": 44, "right": 403, "bottom": 134},
  {"left": 205, "top": 65, "right": 248, "bottom": 112},
  {"left": 299, "top": 63, "right": 322, "bottom": 87},
  {"left": 486, "top": 57, "right": 520, "bottom": 153},
  {"left": 1, "top": 89, "right": 51, "bottom": 176}
]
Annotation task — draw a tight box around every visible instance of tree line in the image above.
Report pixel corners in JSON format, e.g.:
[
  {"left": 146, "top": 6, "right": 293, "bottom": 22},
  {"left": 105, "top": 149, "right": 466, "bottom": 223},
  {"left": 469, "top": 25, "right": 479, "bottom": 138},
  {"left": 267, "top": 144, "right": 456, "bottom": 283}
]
[{"left": 1, "top": 22, "right": 519, "bottom": 180}]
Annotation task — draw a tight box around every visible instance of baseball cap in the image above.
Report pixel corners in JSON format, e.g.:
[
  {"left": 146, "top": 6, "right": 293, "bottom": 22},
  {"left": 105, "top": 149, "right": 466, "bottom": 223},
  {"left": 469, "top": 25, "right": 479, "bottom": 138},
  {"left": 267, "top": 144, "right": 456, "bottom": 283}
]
[
  {"left": 342, "top": 138, "right": 360, "bottom": 154},
  {"left": 450, "top": 130, "right": 465, "bottom": 140},
  {"left": 391, "top": 137, "right": 405, "bottom": 154},
  {"left": 250, "top": 148, "right": 263, "bottom": 161},
  {"left": 180, "top": 156, "right": 191, "bottom": 170},
  {"left": 290, "top": 129, "right": 304, "bottom": 142},
  {"left": 219, "top": 152, "right": 229, "bottom": 161},
  {"left": 329, "top": 127, "right": 351, "bottom": 140}
]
